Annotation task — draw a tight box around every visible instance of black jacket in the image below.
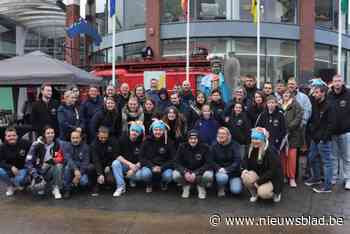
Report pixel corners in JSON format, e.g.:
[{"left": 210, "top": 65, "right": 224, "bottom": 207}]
[
  {"left": 0, "top": 139, "right": 31, "bottom": 175},
  {"left": 247, "top": 104, "right": 264, "bottom": 127},
  {"left": 256, "top": 108, "right": 287, "bottom": 150},
  {"left": 90, "top": 108, "right": 121, "bottom": 139},
  {"left": 328, "top": 87, "right": 350, "bottom": 135},
  {"left": 116, "top": 93, "right": 130, "bottom": 113},
  {"left": 243, "top": 146, "right": 283, "bottom": 194},
  {"left": 140, "top": 136, "right": 175, "bottom": 169},
  {"left": 116, "top": 135, "right": 143, "bottom": 164},
  {"left": 174, "top": 142, "right": 211, "bottom": 175},
  {"left": 62, "top": 142, "right": 90, "bottom": 175},
  {"left": 57, "top": 104, "right": 84, "bottom": 141},
  {"left": 210, "top": 141, "right": 241, "bottom": 177},
  {"left": 31, "top": 99, "right": 60, "bottom": 135},
  {"left": 90, "top": 137, "right": 118, "bottom": 175},
  {"left": 225, "top": 112, "right": 251, "bottom": 145},
  {"left": 224, "top": 98, "right": 248, "bottom": 117},
  {"left": 308, "top": 96, "right": 336, "bottom": 143},
  {"left": 210, "top": 100, "right": 226, "bottom": 124}
]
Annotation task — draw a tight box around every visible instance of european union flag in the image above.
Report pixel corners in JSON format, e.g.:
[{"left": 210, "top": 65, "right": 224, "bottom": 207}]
[{"left": 110, "top": 0, "right": 116, "bottom": 17}]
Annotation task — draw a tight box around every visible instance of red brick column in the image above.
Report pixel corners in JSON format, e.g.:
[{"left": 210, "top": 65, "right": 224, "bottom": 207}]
[
  {"left": 65, "top": 0, "right": 81, "bottom": 66},
  {"left": 298, "top": 0, "right": 315, "bottom": 83},
  {"left": 146, "top": 0, "right": 161, "bottom": 59}
]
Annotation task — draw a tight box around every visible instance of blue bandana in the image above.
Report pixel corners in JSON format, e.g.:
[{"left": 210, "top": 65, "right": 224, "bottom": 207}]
[
  {"left": 251, "top": 129, "right": 266, "bottom": 142},
  {"left": 309, "top": 79, "right": 327, "bottom": 87},
  {"left": 150, "top": 120, "right": 167, "bottom": 132},
  {"left": 129, "top": 123, "right": 144, "bottom": 135}
]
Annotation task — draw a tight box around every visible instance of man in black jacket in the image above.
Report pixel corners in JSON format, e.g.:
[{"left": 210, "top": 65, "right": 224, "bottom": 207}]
[
  {"left": 89, "top": 126, "right": 118, "bottom": 196},
  {"left": 173, "top": 130, "right": 213, "bottom": 199},
  {"left": 31, "top": 83, "right": 59, "bottom": 137},
  {"left": 328, "top": 74, "right": 350, "bottom": 190},
  {"left": 0, "top": 127, "right": 31, "bottom": 196},
  {"left": 305, "top": 85, "right": 335, "bottom": 193}
]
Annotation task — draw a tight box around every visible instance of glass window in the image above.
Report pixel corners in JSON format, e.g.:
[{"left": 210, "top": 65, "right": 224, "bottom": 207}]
[
  {"left": 125, "top": 0, "right": 145, "bottom": 28},
  {"left": 331, "top": 47, "right": 346, "bottom": 77},
  {"left": 197, "top": 0, "right": 227, "bottom": 20},
  {"left": 162, "top": 0, "right": 195, "bottom": 23},
  {"left": 314, "top": 44, "right": 332, "bottom": 77},
  {"left": 315, "top": 0, "right": 334, "bottom": 29},
  {"left": 263, "top": 0, "right": 296, "bottom": 24},
  {"left": 124, "top": 42, "right": 146, "bottom": 59}
]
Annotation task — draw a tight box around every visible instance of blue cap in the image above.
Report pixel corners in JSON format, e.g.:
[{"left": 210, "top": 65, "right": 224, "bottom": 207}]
[{"left": 251, "top": 129, "right": 266, "bottom": 142}]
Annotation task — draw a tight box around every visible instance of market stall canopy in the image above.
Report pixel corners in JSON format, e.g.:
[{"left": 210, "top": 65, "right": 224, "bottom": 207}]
[{"left": 0, "top": 51, "right": 101, "bottom": 86}]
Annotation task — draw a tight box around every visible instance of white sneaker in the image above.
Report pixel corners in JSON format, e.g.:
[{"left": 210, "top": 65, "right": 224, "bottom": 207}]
[
  {"left": 345, "top": 180, "right": 350, "bottom": 190},
  {"left": 197, "top": 185, "right": 206, "bottom": 199},
  {"left": 273, "top": 193, "right": 281, "bottom": 203},
  {"left": 181, "top": 185, "right": 191, "bottom": 198},
  {"left": 289, "top": 179, "right": 297, "bottom": 188},
  {"left": 5, "top": 186, "right": 15, "bottom": 197},
  {"left": 249, "top": 195, "right": 258, "bottom": 202},
  {"left": 146, "top": 185, "right": 152, "bottom": 193},
  {"left": 113, "top": 187, "right": 126, "bottom": 197},
  {"left": 217, "top": 187, "right": 226, "bottom": 197},
  {"left": 52, "top": 186, "right": 62, "bottom": 200}
]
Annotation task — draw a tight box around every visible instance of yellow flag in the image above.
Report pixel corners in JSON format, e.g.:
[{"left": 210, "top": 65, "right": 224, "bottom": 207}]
[{"left": 250, "top": 0, "right": 257, "bottom": 23}]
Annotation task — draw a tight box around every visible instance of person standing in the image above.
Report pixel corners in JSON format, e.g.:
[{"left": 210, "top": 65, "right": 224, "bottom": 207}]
[
  {"left": 31, "top": 83, "right": 59, "bottom": 137},
  {"left": 146, "top": 78, "right": 160, "bottom": 104},
  {"left": 328, "top": 74, "right": 350, "bottom": 190},
  {"left": 180, "top": 80, "right": 195, "bottom": 106}
]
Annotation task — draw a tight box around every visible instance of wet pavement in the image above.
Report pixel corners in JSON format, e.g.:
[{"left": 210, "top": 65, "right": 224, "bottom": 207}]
[{"left": 0, "top": 182, "right": 349, "bottom": 234}]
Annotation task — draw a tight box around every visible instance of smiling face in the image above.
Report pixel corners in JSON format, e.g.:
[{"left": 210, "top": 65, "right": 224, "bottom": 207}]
[
  {"left": 135, "top": 86, "right": 145, "bottom": 98},
  {"left": 217, "top": 129, "right": 229, "bottom": 144},
  {"left": 254, "top": 93, "right": 263, "bottom": 105},
  {"left": 106, "top": 86, "right": 115, "bottom": 97},
  {"left": 128, "top": 98, "right": 139, "bottom": 112},
  {"left": 144, "top": 100, "right": 155, "bottom": 112},
  {"left": 196, "top": 93, "right": 206, "bottom": 105},
  {"left": 233, "top": 103, "right": 243, "bottom": 115},
  {"left": 188, "top": 136, "right": 198, "bottom": 147},
  {"left": 44, "top": 128, "right": 55, "bottom": 144},
  {"left": 71, "top": 131, "right": 82, "bottom": 146},
  {"left": 88, "top": 87, "right": 98, "bottom": 99},
  {"left": 105, "top": 99, "right": 116, "bottom": 111},
  {"left": 201, "top": 105, "right": 211, "bottom": 120},
  {"left": 153, "top": 128, "right": 164, "bottom": 138},
  {"left": 5, "top": 130, "right": 17, "bottom": 145},
  {"left": 167, "top": 108, "right": 177, "bottom": 121}
]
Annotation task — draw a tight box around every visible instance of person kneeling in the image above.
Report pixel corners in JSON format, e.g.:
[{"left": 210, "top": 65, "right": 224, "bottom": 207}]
[
  {"left": 241, "top": 128, "right": 283, "bottom": 203},
  {"left": 112, "top": 122, "right": 145, "bottom": 197},
  {"left": 90, "top": 126, "right": 119, "bottom": 196},
  {"left": 211, "top": 127, "right": 242, "bottom": 197},
  {"left": 173, "top": 130, "right": 213, "bottom": 199},
  {"left": 139, "top": 120, "right": 175, "bottom": 193},
  {"left": 25, "top": 126, "right": 65, "bottom": 199},
  {"left": 62, "top": 130, "right": 91, "bottom": 199}
]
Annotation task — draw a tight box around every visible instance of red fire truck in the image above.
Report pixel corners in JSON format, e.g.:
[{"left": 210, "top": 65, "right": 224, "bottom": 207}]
[{"left": 92, "top": 58, "right": 212, "bottom": 92}]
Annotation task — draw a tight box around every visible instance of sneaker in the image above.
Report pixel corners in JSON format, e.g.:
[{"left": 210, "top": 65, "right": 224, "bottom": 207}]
[
  {"left": 5, "top": 186, "right": 15, "bottom": 197},
  {"left": 283, "top": 177, "right": 288, "bottom": 184},
  {"left": 52, "top": 186, "right": 62, "bottom": 199},
  {"left": 197, "top": 185, "right": 206, "bottom": 199},
  {"left": 331, "top": 179, "right": 337, "bottom": 185},
  {"left": 304, "top": 178, "right": 322, "bottom": 187},
  {"left": 249, "top": 195, "right": 258, "bottom": 202},
  {"left": 273, "top": 193, "right": 282, "bottom": 203},
  {"left": 289, "top": 179, "right": 297, "bottom": 188},
  {"left": 344, "top": 180, "right": 350, "bottom": 190},
  {"left": 63, "top": 190, "right": 71, "bottom": 199},
  {"left": 181, "top": 185, "right": 191, "bottom": 198},
  {"left": 129, "top": 180, "right": 136, "bottom": 188},
  {"left": 217, "top": 187, "right": 226, "bottom": 197},
  {"left": 113, "top": 186, "right": 126, "bottom": 197},
  {"left": 312, "top": 185, "right": 332, "bottom": 193},
  {"left": 160, "top": 183, "right": 168, "bottom": 191},
  {"left": 91, "top": 186, "right": 99, "bottom": 197},
  {"left": 146, "top": 185, "right": 153, "bottom": 193},
  {"left": 16, "top": 186, "right": 25, "bottom": 191}
]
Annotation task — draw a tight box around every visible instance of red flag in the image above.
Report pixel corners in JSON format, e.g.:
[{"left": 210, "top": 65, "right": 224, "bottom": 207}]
[{"left": 181, "top": 0, "right": 188, "bottom": 17}]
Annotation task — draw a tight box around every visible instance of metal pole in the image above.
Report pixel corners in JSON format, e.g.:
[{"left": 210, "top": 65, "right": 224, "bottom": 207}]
[
  {"left": 186, "top": 0, "right": 190, "bottom": 82},
  {"left": 257, "top": 0, "right": 261, "bottom": 88}
]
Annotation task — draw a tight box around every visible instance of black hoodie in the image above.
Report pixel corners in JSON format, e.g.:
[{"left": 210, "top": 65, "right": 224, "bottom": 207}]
[
  {"left": 328, "top": 86, "right": 350, "bottom": 135},
  {"left": 116, "top": 135, "right": 143, "bottom": 164},
  {"left": 210, "top": 141, "right": 241, "bottom": 177},
  {"left": 90, "top": 137, "right": 118, "bottom": 175},
  {"left": 140, "top": 136, "right": 175, "bottom": 169},
  {"left": 0, "top": 139, "right": 31, "bottom": 174},
  {"left": 174, "top": 142, "right": 212, "bottom": 175},
  {"left": 225, "top": 112, "right": 252, "bottom": 145}
]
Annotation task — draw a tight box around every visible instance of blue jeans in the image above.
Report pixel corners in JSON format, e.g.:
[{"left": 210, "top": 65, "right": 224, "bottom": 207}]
[
  {"left": 111, "top": 159, "right": 141, "bottom": 189},
  {"left": 215, "top": 172, "right": 242, "bottom": 194},
  {"left": 63, "top": 163, "right": 89, "bottom": 191},
  {"left": 332, "top": 133, "right": 350, "bottom": 182},
  {"left": 0, "top": 168, "right": 28, "bottom": 187},
  {"left": 308, "top": 140, "right": 333, "bottom": 189},
  {"left": 140, "top": 167, "right": 173, "bottom": 185}
]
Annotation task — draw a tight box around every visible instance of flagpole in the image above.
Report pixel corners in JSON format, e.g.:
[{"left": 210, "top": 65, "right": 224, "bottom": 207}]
[
  {"left": 112, "top": 2, "right": 116, "bottom": 87},
  {"left": 338, "top": 0, "right": 342, "bottom": 75},
  {"left": 257, "top": 0, "right": 261, "bottom": 89},
  {"left": 186, "top": 0, "right": 190, "bottom": 82}
]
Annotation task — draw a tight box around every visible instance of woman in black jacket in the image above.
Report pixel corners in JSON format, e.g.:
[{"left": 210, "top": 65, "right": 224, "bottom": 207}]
[
  {"left": 247, "top": 91, "right": 266, "bottom": 127},
  {"left": 162, "top": 106, "right": 187, "bottom": 148},
  {"left": 139, "top": 120, "right": 175, "bottom": 193},
  {"left": 241, "top": 127, "right": 283, "bottom": 203},
  {"left": 188, "top": 91, "right": 207, "bottom": 129},
  {"left": 224, "top": 102, "right": 252, "bottom": 160},
  {"left": 211, "top": 127, "right": 242, "bottom": 197},
  {"left": 173, "top": 130, "right": 213, "bottom": 199},
  {"left": 143, "top": 98, "right": 161, "bottom": 136},
  {"left": 90, "top": 97, "right": 121, "bottom": 140}
]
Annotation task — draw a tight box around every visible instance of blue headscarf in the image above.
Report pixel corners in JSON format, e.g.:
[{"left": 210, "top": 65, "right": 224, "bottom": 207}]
[
  {"left": 129, "top": 122, "right": 144, "bottom": 135},
  {"left": 251, "top": 129, "right": 266, "bottom": 142}
]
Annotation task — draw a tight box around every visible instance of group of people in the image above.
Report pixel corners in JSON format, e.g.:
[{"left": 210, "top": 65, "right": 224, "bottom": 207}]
[{"left": 0, "top": 74, "right": 349, "bottom": 204}]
